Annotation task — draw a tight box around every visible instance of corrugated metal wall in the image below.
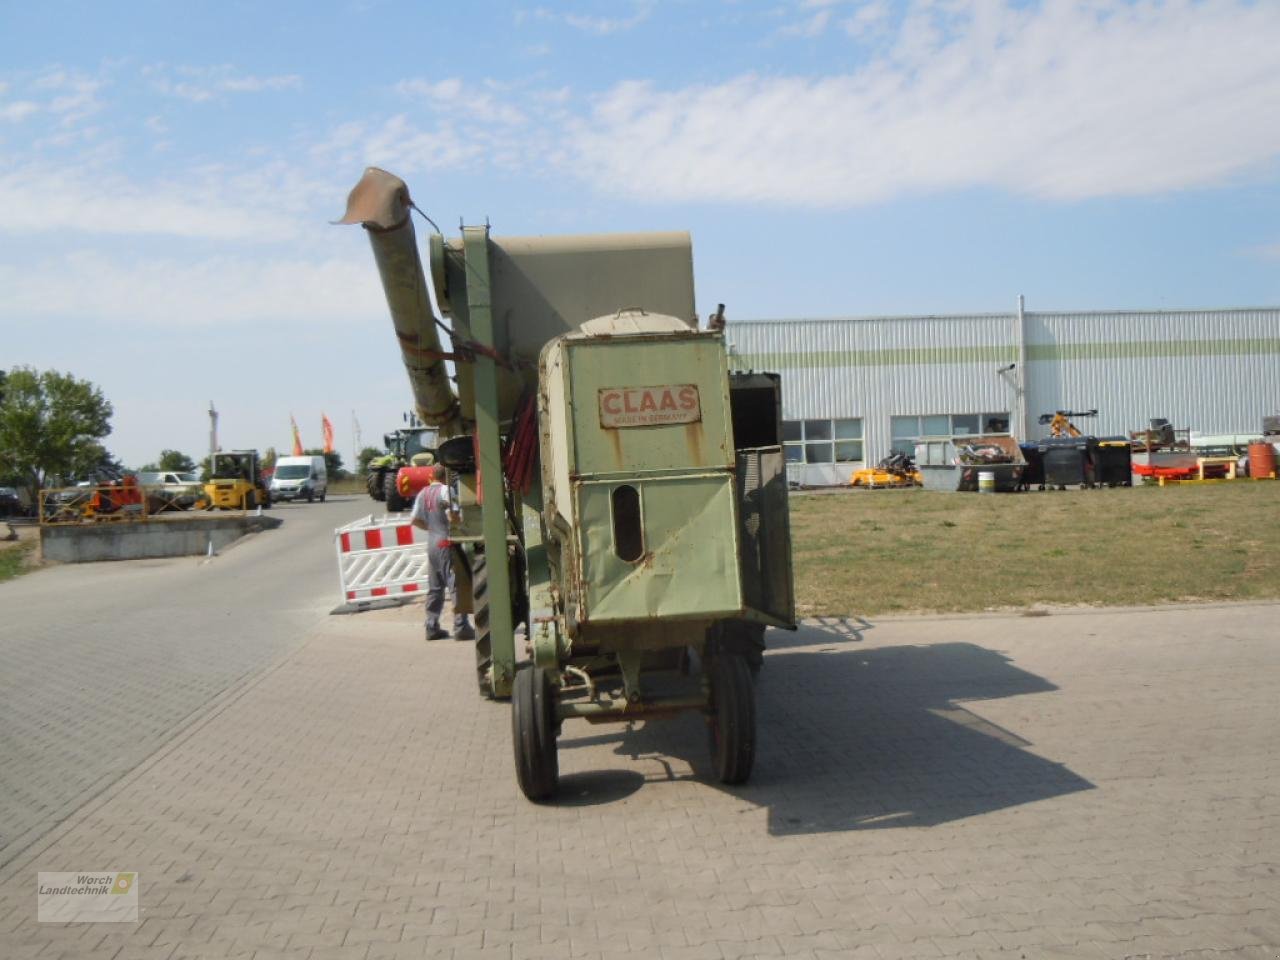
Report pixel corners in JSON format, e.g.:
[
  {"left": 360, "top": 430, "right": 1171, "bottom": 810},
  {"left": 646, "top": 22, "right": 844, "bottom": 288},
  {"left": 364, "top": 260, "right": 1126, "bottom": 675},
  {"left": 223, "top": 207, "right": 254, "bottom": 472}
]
[
  {"left": 727, "top": 306, "right": 1280, "bottom": 485},
  {"left": 1027, "top": 308, "right": 1280, "bottom": 440}
]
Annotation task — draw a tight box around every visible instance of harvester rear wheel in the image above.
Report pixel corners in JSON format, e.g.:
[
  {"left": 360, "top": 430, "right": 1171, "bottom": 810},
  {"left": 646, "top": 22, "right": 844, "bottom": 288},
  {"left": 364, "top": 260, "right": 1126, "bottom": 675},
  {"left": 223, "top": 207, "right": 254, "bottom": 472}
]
[
  {"left": 472, "top": 548, "right": 494, "bottom": 699},
  {"left": 512, "top": 663, "right": 558, "bottom": 802},
  {"left": 708, "top": 654, "right": 756, "bottom": 785},
  {"left": 384, "top": 471, "right": 408, "bottom": 512}
]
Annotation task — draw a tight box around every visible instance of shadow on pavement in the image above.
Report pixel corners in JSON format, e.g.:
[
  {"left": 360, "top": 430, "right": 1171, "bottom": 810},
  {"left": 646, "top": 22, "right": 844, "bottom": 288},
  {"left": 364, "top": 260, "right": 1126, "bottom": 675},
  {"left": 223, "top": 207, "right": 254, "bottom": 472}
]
[
  {"left": 554, "top": 769, "right": 647, "bottom": 806},
  {"left": 584, "top": 627, "right": 1095, "bottom": 835}
]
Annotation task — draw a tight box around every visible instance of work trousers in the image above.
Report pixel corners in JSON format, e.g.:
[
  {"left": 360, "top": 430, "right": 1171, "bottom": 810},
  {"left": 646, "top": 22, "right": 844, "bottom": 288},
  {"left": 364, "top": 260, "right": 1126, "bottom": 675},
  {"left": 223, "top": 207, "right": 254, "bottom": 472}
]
[{"left": 425, "top": 543, "right": 467, "bottom": 634}]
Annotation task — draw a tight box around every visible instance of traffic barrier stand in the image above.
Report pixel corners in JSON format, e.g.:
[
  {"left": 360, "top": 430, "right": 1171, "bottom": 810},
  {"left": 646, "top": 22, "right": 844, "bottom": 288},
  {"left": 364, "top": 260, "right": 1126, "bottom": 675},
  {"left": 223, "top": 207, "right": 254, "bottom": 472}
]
[{"left": 335, "top": 514, "right": 431, "bottom": 608}]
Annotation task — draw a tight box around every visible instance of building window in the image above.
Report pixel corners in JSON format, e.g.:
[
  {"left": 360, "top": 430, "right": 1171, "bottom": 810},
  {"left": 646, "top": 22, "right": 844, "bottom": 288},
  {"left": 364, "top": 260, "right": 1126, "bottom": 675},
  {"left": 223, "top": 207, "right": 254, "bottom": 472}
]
[
  {"left": 805, "top": 443, "right": 833, "bottom": 464},
  {"left": 892, "top": 413, "right": 1011, "bottom": 455},
  {"left": 783, "top": 418, "right": 863, "bottom": 465},
  {"left": 833, "top": 418, "right": 863, "bottom": 462}
]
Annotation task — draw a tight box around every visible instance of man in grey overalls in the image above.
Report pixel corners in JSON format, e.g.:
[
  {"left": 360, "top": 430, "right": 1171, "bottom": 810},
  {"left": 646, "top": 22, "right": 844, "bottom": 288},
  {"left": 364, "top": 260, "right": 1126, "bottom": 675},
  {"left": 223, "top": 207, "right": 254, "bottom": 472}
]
[{"left": 410, "top": 464, "right": 475, "bottom": 641}]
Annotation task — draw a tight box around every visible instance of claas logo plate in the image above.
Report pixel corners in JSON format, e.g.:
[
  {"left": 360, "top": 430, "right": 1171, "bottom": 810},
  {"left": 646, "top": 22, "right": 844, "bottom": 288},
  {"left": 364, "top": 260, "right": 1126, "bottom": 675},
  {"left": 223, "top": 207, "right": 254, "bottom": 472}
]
[{"left": 598, "top": 385, "right": 701, "bottom": 428}]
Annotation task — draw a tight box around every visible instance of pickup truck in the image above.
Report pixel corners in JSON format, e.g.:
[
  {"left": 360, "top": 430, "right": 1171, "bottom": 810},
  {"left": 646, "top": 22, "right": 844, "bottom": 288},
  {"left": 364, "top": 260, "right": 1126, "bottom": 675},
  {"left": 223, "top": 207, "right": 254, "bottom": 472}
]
[{"left": 136, "top": 471, "right": 204, "bottom": 511}]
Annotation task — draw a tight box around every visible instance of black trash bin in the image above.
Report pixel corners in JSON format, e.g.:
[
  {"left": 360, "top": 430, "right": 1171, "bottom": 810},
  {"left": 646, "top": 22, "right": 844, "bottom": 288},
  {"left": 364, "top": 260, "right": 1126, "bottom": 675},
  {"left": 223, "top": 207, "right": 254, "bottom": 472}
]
[
  {"left": 1093, "top": 438, "right": 1133, "bottom": 487},
  {"left": 1019, "top": 444, "right": 1044, "bottom": 490},
  {"left": 1038, "top": 437, "right": 1096, "bottom": 488}
]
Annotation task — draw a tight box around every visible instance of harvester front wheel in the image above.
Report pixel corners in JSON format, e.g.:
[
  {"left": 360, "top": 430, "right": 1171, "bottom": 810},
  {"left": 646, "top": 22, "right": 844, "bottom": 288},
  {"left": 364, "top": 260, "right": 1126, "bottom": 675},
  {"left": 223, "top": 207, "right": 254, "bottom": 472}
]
[
  {"left": 708, "top": 654, "right": 756, "bottom": 785},
  {"left": 384, "top": 471, "right": 408, "bottom": 512},
  {"left": 512, "top": 663, "right": 558, "bottom": 802},
  {"left": 366, "top": 470, "right": 384, "bottom": 501}
]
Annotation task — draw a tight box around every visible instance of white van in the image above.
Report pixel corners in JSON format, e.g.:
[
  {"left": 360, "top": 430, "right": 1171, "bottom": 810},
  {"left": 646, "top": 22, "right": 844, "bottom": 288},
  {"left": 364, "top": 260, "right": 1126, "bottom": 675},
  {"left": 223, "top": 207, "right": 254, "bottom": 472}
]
[{"left": 270, "top": 455, "right": 328, "bottom": 503}]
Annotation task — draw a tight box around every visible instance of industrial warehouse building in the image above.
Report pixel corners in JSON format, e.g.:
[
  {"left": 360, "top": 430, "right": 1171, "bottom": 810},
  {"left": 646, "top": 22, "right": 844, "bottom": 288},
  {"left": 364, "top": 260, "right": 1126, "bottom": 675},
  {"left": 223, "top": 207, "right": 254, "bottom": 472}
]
[{"left": 724, "top": 302, "right": 1280, "bottom": 486}]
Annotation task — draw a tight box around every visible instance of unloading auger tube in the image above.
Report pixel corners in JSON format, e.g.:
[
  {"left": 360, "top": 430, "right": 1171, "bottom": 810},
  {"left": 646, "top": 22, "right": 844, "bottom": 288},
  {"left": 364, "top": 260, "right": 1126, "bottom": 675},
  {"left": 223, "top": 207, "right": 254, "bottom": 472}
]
[{"left": 338, "top": 167, "right": 463, "bottom": 437}]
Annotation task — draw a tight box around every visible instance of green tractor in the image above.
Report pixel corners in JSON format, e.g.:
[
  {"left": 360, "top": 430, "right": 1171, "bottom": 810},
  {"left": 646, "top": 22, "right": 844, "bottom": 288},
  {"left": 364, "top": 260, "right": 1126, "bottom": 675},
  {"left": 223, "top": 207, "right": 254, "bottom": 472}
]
[{"left": 365, "top": 426, "right": 437, "bottom": 509}]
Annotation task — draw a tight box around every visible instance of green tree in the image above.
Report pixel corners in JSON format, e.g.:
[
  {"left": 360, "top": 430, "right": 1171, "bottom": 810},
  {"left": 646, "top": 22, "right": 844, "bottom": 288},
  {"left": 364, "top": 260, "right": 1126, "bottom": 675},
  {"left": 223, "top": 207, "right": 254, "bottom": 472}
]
[
  {"left": 357, "top": 446, "right": 382, "bottom": 475},
  {"left": 0, "top": 367, "right": 114, "bottom": 504},
  {"left": 157, "top": 449, "right": 197, "bottom": 473},
  {"left": 261, "top": 446, "right": 278, "bottom": 474},
  {"left": 304, "top": 447, "right": 345, "bottom": 480}
]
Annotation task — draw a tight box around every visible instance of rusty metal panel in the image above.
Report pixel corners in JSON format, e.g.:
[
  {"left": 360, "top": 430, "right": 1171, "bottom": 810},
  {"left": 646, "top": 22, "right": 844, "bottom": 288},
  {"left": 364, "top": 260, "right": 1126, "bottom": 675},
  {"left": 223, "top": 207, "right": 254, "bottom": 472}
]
[
  {"left": 563, "top": 334, "right": 733, "bottom": 477},
  {"left": 736, "top": 447, "right": 794, "bottom": 627},
  {"left": 545, "top": 324, "right": 744, "bottom": 624},
  {"left": 574, "top": 474, "right": 742, "bottom": 623}
]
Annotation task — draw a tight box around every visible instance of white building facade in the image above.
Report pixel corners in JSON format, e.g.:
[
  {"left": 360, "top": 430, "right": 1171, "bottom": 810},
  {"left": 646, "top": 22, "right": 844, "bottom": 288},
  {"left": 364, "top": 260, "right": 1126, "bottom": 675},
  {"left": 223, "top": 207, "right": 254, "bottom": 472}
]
[{"left": 725, "top": 303, "right": 1280, "bottom": 486}]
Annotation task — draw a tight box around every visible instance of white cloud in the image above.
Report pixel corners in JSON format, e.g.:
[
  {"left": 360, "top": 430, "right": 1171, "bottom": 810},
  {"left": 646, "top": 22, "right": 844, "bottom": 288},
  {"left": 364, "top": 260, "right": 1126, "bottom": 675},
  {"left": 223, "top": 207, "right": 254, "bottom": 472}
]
[
  {"left": 0, "top": 249, "right": 382, "bottom": 326},
  {"left": 1, "top": 100, "right": 38, "bottom": 122},
  {"left": 525, "top": 3, "right": 652, "bottom": 36},
  {"left": 0, "top": 68, "right": 105, "bottom": 126},
  {"left": 0, "top": 161, "right": 320, "bottom": 242},
  {"left": 394, "top": 76, "right": 527, "bottom": 126},
  {"left": 841, "top": 0, "right": 891, "bottom": 39},
  {"left": 311, "top": 114, "right": 488, "bottom": 179},
  {"left": 145, "top": 64, "right": 302, "bottom": 102},
  {"left": 566, "top": 0, "right": 1280, "bottom": 207},
  {"left": 564, "top": 7, "right": 651, "bottom": 35}
]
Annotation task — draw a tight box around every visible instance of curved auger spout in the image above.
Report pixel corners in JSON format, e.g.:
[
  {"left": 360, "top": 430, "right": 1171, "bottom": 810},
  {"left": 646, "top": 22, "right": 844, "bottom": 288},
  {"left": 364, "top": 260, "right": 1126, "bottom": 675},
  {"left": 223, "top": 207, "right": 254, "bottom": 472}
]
[{"left": 338, "top": 167, "right": 463, "bottom": 437}]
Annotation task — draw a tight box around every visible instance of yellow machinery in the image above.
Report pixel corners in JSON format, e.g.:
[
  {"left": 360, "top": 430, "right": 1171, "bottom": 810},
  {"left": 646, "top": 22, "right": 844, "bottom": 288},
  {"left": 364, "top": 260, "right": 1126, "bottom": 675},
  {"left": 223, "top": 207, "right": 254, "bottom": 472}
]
[
  {"left": 1038, "top": 409, "right": 1097, "bottom": 437},
  {"left": 851, "top": 453, "right": 921, "bottom": 488},
  {"left": 204, "top": 450, "right": 272, "bottom": 510}
]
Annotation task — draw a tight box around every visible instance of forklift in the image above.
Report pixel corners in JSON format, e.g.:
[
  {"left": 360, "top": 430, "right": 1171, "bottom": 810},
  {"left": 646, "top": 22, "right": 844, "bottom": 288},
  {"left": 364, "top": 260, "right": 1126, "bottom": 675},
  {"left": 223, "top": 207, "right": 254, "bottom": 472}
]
[{"left": 204, "top": 450, "right": 272, "bottom": 510}]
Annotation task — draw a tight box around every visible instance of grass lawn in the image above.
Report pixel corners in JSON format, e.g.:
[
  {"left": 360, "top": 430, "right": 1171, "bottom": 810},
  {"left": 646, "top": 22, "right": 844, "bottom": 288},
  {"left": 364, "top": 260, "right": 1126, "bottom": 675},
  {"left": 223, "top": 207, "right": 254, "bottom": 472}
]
[
  {"left": 789, "top": 480, "right": 1280, "bottom": 617},
  {"left": 0, "top": 534, "right": 38, "bottom": 583}
]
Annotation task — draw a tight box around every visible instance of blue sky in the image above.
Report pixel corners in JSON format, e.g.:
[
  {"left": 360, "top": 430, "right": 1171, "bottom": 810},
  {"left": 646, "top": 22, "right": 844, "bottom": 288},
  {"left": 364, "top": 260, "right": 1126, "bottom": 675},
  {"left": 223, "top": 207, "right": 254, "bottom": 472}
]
[{"left": 4, "top": 0, "right": 1280, "bottom": 468}]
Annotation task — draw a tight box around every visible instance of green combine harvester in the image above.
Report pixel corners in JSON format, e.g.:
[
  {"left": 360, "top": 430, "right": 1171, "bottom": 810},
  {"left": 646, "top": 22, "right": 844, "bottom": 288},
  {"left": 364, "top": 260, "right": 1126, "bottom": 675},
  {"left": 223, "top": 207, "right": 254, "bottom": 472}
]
[{"left": 340, "top": 168, "right": 795, "bottom": 801}]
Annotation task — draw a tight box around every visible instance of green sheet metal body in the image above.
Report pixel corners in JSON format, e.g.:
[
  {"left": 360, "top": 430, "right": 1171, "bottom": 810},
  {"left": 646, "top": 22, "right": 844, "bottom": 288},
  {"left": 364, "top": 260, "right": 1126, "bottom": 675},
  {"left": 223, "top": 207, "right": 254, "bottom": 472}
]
[{"left": 540, "top": 326, "right": 747, "bottom": 655}]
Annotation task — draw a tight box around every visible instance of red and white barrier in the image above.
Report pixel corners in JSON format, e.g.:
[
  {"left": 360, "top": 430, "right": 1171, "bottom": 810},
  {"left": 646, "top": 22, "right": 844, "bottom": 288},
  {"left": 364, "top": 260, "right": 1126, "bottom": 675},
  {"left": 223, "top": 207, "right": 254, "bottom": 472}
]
[{"left": 335, "top": 514, "right": 432, "bottom": 603}]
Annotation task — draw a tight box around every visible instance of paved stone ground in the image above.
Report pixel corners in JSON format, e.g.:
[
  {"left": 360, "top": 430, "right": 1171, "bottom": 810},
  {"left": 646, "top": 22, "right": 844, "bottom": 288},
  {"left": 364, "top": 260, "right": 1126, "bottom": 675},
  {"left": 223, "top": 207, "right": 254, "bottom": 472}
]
[
  {"left": 0, "top": 497, "right": 371, "bottom": 868},
  {"left": 2, "top": 601, "right": 1278, "bottom": 959}
]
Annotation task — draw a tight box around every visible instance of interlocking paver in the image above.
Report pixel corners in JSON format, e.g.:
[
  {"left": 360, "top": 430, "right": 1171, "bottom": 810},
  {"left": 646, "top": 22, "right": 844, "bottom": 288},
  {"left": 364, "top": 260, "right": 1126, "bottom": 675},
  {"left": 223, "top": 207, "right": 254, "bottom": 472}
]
[{"left": 2, "top": 600, "right": 1279, "bottom": 960}]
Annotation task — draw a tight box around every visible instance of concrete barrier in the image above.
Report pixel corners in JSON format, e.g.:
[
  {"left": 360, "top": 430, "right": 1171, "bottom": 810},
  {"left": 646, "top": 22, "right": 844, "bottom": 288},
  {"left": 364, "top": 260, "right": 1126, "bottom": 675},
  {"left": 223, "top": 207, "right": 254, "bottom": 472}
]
[{"left": 40, "top": 515, "right": 283, "bottom": 563}]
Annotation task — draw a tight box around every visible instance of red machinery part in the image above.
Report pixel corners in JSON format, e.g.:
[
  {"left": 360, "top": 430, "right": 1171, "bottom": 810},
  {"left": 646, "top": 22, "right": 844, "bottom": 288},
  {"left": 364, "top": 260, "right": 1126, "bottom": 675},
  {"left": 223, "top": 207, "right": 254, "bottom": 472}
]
[{"left": 396, "top": 465, "right": 436, "bottom": 501}]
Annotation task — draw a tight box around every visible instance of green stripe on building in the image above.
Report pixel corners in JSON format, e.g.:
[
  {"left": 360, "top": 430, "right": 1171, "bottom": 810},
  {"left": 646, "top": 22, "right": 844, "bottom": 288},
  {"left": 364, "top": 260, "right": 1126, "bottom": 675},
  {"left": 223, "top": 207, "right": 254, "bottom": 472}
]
[{"left": 731, "top": 338, "right": 1280, "bottom": 371}]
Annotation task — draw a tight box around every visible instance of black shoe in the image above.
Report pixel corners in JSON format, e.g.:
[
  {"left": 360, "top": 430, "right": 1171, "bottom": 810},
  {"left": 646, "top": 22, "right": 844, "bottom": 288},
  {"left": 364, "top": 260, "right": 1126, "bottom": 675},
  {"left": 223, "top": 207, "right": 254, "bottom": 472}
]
[
  {"left": 454, "top": 625, "right": 475, "bottom": 641},
  {"left": 425, "top": 628, "right": 448, "bottom": 642}
]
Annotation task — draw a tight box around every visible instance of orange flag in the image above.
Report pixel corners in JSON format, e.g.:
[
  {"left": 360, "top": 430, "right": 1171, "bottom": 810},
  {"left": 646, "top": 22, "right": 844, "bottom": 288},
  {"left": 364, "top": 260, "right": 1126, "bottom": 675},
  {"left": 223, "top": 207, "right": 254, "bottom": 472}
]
[
  {"left": 290, "top": 415, "right": 303, "bottom": 456},
  {"left": 322, "top": 414, "right": 335, "bottom": 454}
]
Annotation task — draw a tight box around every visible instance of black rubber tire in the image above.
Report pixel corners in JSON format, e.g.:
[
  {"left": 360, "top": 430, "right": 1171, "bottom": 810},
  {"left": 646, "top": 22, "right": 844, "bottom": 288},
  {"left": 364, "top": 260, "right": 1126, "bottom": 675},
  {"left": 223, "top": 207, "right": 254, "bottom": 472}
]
[
  {"left": 384, "top": 471, "right": 408, "bottom": 512},
  {"left": 708, "top": 654, "right": 756, "bottom": 785},
  {"left": 307, "top": 490, "right": 314, "bottom": 503},
  {"left": 472, "top": 548, "right": 494, "bottom": 699},
  {"left": 244, "top": 490, "right": 257, "bottom": 511},
  {"left": 718, "top": 621, "right": 765, "bottom": 679},
  {"left": 366, "top": 471, "right": 383, "bottom": 501},
  {"left": 319, "top": 491, "right": 326, "bottom": 503},
  {"left": 512, "top": 664, "right": 558, "bottom": 802}
]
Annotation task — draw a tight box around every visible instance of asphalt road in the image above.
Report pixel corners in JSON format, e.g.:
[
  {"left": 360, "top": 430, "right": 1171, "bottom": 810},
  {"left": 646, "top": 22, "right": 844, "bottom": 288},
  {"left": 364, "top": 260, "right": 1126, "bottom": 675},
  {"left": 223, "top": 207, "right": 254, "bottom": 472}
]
[{"left": 0, "top": 494, "right": 381, "bottom": 868}]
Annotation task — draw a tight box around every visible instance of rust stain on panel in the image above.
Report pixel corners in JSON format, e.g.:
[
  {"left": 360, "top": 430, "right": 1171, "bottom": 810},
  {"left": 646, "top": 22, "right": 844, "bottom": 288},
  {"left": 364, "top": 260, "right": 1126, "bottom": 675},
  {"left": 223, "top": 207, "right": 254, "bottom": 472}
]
[
  {"left": 605, "top": 427, "right": 623, "bottom": 467},
  {"left": 684, "top": 421, "right": 705, "bottom": 464}
]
